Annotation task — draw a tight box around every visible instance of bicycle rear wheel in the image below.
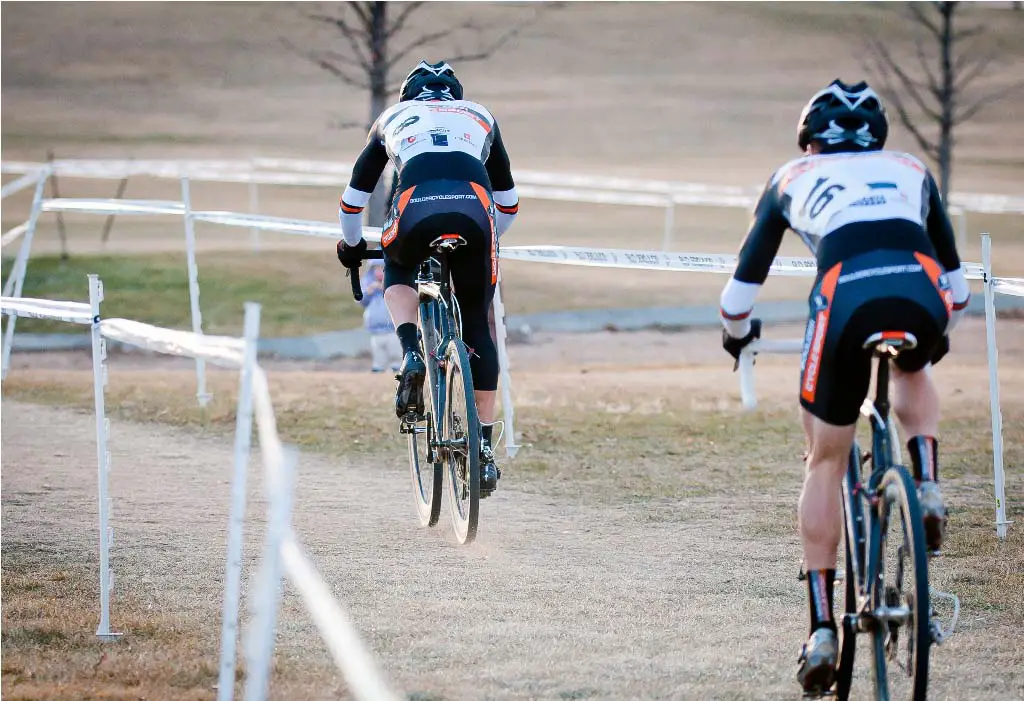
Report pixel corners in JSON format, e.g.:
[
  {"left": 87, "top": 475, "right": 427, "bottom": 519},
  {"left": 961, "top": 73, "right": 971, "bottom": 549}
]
[
  {"left": 870, "top": 467, "right": 930, "bottom": 701},
  {"left": 441, "top": 337, "right": 480, "bottom": 544},
  {"left": 836, "top": 443, "right": 865, "bottom": 701},
  {"left": 408, "top": 304, "right": 443, "bottom": 527}
]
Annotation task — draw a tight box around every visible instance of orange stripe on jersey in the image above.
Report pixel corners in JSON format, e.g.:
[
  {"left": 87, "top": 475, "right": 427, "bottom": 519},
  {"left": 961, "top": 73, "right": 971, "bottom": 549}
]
[
  {"left": 397, "top": 186, "right": 416, "bottom": 215},
  {"left": 340, "top": 200, "right": 364, "bottom": 214},
  {"left": 914, "top": 252, "right": 953, "bottom": 315},
  {"left": 495, "top": 202, "right": 518, "bottom": 215},
  {"left": 801, "top": 263, "right": 842, "bottom": 404},
  {"left": 469, "top": 182, "right": 492, "bottom": 211}
]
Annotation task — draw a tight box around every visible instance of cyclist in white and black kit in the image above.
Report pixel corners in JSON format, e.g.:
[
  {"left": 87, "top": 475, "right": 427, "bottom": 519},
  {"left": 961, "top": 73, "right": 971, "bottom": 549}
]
[
  {"left": 719, "top": 80, "right": 970, "bottom": 696},
  {"left": 336, "top": 60, "right": 519, "bottom": 495}
]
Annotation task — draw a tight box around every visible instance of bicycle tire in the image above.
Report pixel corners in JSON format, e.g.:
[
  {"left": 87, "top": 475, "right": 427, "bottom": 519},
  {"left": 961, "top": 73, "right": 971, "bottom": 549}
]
[
  {"left": 441, "top": 337, "right": 480, "bottom": 544},
  {"left": 408, "top": 303, "right": 443, "bottom": 527},
  {"left": 870, "top": 466, "right": 931, "bottom": 701},
  {"left": 836, "top": 442, "right": 866, "bottom": 700}
]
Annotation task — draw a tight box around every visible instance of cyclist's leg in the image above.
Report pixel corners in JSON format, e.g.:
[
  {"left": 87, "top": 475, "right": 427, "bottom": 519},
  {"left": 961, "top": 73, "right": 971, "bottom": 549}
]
[
  {"left": 382, "top": 186, "right": 429, "bottom": 417},
  {"left": 890, "top": 259, "right": 951, "bottom": 549},
  {"left": 796, "top": 263, "right": 873, "bottom": 693}
]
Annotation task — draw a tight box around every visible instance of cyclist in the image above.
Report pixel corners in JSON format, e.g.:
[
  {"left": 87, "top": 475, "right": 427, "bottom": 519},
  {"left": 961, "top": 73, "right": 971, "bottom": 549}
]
[
  {"left": 335, "top": 60, "right": 519, "bottom": 496},
  {"left": 718, "top": 79, "right": 970, "bottom": 696}
]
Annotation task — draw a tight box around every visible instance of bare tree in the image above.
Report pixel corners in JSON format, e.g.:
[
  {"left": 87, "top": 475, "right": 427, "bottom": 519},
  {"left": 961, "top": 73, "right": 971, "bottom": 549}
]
[
  {"left": 864, "top": 2, "right": 1024, "bottom": 201},
  {"left": 284, "top": 1, "right": 546, "bottom": 225}
]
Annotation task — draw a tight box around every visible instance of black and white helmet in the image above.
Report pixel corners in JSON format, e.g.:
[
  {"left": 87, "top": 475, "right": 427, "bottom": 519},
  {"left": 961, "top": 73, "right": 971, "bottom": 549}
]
[
  {"left": 797, "top": 79, "right": 888, "bottom": 153},
  {"left": 399, "top": 60, "right": 463, "bottom": 102}
]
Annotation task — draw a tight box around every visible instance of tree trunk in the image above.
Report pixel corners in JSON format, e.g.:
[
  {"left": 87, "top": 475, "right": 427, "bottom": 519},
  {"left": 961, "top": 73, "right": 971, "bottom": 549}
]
[
  {"left": 366, "top": 1, "right": 392, "bottom": 228},
  {"left": 938, "top": 2, "right": 956, "bottom": 203}
]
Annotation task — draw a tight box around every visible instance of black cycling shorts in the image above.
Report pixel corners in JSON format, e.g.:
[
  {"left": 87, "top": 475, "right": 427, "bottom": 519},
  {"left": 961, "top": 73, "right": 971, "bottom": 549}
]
[
  {"left": 799, "top": 248, "right": 953, "bottom": 426},
  {"left": 380, "top": 178, "right": 501, "bottom": 391},
  {"left": 380, "top": 178, "right": 496, "bottom": 290}
]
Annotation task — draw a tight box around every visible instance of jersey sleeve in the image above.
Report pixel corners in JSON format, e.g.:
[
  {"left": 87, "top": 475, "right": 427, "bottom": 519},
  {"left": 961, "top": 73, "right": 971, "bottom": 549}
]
[
  {"left": 719, "top": 176, "right": 790, "bottom": 337},
  {"left": 923, "top": 170, "right": 970, "bottom": 330},
  {"left": 485, "top": 122, "right": 518, "bottom": 237},
  {"left": 338, "top": 122, "right": 390, "bottom": 246}
]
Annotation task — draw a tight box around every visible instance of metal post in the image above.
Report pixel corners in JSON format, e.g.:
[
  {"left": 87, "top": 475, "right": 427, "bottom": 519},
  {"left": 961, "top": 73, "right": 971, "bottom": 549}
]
[
  {"left": 491, "top": 270, "right": 519, "bottom": 458},
  {"left": 1, "top": 171, "right": 49, "bottom": 379},
  {"left": 180, "top": 177, "right": 211, "bottom": 406},
  {"left": 660, "top": 199, "right": 675, "bottom": 251},
  {"left": 89, "top": 274, "right": 121, "bottom": 641},
  {"left": 982, "top": 234, "right": 1011, "bottom": 540},
  {"left": 217, "top": 303, "right": 261, "bottom": 701},
  {"left": 244, "top": 447, "right": 296, "bottom": 701}
]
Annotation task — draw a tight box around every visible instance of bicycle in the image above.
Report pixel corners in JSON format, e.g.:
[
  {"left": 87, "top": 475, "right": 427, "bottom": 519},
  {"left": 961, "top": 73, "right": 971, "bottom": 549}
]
[
  {"left": 829, "top": 330, "right": 953, "bottom": 701},
  {"left": 349, "top": 235, "right": 482, "bottom": 545}
]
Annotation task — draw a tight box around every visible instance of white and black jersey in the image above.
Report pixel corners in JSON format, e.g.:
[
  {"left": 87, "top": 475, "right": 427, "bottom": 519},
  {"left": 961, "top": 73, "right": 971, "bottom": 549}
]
[
  {"left": 720, "top": 150, "right": 970, "bottom": 337},
  {"left": 338, "top": 99, "right": 518, "bottom": 246}
]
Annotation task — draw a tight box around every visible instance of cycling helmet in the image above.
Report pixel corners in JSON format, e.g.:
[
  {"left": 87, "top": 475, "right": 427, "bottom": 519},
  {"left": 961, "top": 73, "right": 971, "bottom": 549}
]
[
  {"left": 797, "top": 79, "right": 888, "bottom": 153},
  {"left": 399, "top": 60, "right": 463, "bottom": 102}
]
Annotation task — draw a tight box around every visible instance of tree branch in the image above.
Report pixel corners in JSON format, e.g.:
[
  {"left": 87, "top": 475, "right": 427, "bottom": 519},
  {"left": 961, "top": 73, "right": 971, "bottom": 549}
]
[
  {"left": 912, "top": 36, "right": 941, "bottom": 99},
  {"left": 905, "top": 2, "right": 941, "bottom": 39},
  {"left": 953, "top": 50, "right": 1000, "bottom": 94},
  {"left": 283, "top": 37, "right": 371, "bottom": 89},
  {"left": 867, "top": 37, "right": 943, "bottom": 123},
  {"left": 955, "top": 80, "right": 1024, "bottom": 123},
  {"left": 303, "top": 10, "right": 371, "bottom": 68},
  {"left": 349, "top": 1, "right": 372, "bottom": 34},
  {"left": 388, "top": 24, "right": 474, "bottom": 70},
  {"left": 385, "top": 2, "right": 424, "bottom": 40},
  {"left": 865, "top": 53, "right": 940, "bottom": 160}
]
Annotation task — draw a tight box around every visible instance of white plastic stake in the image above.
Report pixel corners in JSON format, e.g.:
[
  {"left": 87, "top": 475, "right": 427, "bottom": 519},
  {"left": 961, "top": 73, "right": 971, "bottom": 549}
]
[
  {"left": 660, "top": 199, "right": 675, "bottom": 252},
  {"left": 248, "top": 176, "right": 261, "bottom": 253},
  {"left": 217, "top": 302, "right": 261, "bottom": 701},
  {"left": 492, "top": 270, "right": 519, "bottom": 458},
  {"left": 739, "top": 350, "right": 757, "bottom": 411},
  {"left": 90, "top": 274, "right": 120, "bottom": 641},
  {"left": 181, "top": 177, "right": 211, "bottom": 406},
  {"left": 982, "top": 234, "right": 1011, "bottom": 540},
  {"left": 1, "top": 171, "right": 49, "bottom": 379},
  {"left": 244, "top": 447, "right": 296, "bottom": 701}
]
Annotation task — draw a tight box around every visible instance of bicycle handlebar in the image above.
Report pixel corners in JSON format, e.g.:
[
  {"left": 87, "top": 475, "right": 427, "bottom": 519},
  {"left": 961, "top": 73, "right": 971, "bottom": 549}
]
[{"left": 348, "top": 249, "right": 385, "bottom": 301}]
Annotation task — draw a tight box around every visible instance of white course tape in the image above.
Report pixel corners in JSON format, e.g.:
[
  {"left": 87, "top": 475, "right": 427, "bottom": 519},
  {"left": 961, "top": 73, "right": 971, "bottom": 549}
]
[
  {"left": 498, "top": 244, "right": 819, "bottom": 276},
  {"left": 0, "top": 296, "right": 93, "bottom": 324},
  {"left": 99, "top": 318, "right": 244, "bottom": 368},
  {"left": 1, "top": 169, "right": 46, "bottom": 199},
  {"left": 193, "top": 210, "right": 343, "bottom": 239},
  {"left": 1, "top": 221, "right": 30, "bottom": 249},
  {"left": 43, "top": 198, "right": 186, "bottom": 216},
  {"left": 280, "top": 537, "right": 401, "bottom": 701},
  {"left": 994, "top": 277, "right": 1024, "bottom": 298}
]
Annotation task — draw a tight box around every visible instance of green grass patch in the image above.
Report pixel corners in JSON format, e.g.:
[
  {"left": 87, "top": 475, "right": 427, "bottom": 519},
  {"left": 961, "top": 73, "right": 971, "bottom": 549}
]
[{"left": 2, "top": 252, "right": 365, "bottom": 336}]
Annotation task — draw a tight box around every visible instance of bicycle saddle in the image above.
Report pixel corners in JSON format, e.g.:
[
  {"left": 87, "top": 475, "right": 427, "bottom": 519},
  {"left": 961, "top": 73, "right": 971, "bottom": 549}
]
[
  {"left": 429, "top": 233, "right": 467, "bottom": 252},
  {"left": 863, "top": 331, "right": 918, "bottom": 356}
]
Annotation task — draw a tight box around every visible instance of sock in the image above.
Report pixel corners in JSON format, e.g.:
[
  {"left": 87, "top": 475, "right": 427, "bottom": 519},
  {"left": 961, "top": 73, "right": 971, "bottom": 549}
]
[
  {"left": 907, "top": 436, "right": 939, "bottom": 484},
  {"left": 807, "top": 569, "right": 837, "bottom": 634},
  {"left": 481, "top": 423, "right": 494, "bottom": 444},
  {"left": 396, "top": 323, "right": 419, "bottom": 355}
]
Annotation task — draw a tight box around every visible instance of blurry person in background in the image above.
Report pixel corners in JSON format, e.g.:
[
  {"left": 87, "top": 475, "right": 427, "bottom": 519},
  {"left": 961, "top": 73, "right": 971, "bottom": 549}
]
[{"left": 360, "top": 259, "right": 402, "bottom": 373}]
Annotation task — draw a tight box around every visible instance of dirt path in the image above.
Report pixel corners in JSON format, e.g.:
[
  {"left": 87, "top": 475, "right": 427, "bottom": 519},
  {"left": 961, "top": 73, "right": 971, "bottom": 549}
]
[{"left": 3, "top": 399, "right": 1018, "bottom": 700}]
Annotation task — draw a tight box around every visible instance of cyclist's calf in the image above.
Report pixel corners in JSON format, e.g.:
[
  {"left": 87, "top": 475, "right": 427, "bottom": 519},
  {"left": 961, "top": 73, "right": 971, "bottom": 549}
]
[{"left": 800, "top": 415, "right": 857, "bottom": 570}]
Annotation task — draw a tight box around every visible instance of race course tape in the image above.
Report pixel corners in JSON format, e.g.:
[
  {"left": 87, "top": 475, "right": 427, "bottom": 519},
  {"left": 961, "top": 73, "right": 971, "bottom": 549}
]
[
  {"left": 25, "top": 198, "right": 1024, "bottom": 291},
  {"left": 100, "top": 319, "right": 244, "bottom": 368},
  {"left": 1, "top": 296, "right": 93, "bottom": 324},
  {"left": 7, "top": 158, "right": 1024, "bottom": 213}
]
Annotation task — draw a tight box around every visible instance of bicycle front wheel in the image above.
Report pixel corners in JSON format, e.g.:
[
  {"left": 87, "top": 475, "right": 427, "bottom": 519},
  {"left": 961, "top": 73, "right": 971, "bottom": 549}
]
[
  {"left": 870, "top": 466, "right": 931, "bottom": 701},
  {"left": 441, "top": 338, "right": 480, "bottom": 544}
]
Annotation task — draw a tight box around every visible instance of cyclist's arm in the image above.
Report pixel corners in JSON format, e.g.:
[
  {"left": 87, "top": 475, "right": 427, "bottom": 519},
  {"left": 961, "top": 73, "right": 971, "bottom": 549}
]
[
  {"left": 720, "top": 178, "right": 789, "bottom": 338},
  {"left": 339, "top": 122, "right": 389, "bottom": 246},
  {"left": 485, "top": 122, "right": 518, "bottom": 237},
  {"left": 923, "top": 171, "right": 970, "bottom": 330}
]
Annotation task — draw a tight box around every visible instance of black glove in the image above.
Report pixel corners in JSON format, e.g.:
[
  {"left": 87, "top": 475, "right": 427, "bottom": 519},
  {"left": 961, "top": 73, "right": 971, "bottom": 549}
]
[
  {"left": 931, "top": 334, "right": 950, "bottom": 365},
  {"left": 336, "top": 238, "right": 367, "bottom": 270},
  {"left": 722, "top": 318, "right": 763, "bottom": 367}
]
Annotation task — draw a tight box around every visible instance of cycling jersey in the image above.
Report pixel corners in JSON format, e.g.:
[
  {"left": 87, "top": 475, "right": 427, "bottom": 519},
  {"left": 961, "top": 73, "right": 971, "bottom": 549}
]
[
  {"left": 338, "top": 99, "right": 518, "bottom": 246},
  {"left": 719, "top": 150, "right": 970, "bottom": 338}
]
